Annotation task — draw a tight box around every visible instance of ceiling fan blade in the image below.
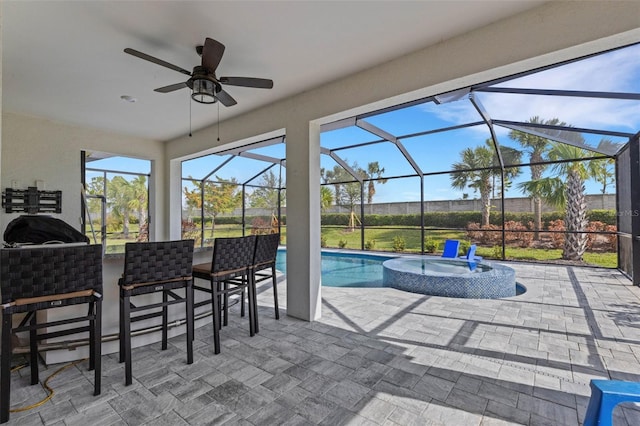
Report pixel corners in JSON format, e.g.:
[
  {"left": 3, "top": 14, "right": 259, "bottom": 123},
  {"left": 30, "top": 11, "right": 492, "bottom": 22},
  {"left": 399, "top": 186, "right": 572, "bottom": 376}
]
[
  {"left": 219, "top": 77, "right": 273, "bottom": 89},
  {"left": 215, "top": 88, "right": 237, "bottom": 107},
  {"left": 154, "top": 82, "right": 188, "bottom": 93},
  {"left": 124, "top": 48, "right": 191, "bottom": 76},
  {"left": 201, "top": 38, "right": 225, "bottom": 73}
]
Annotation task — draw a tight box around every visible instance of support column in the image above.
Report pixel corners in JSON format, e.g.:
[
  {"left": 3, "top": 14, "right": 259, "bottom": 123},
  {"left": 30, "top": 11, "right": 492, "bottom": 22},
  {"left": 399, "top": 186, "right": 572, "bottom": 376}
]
[
  {"left": 285, "top": 120, "right": 321, "bottom": 321},
  {"left": 630, "top": 133, "right": 640, "bottom": 286}
]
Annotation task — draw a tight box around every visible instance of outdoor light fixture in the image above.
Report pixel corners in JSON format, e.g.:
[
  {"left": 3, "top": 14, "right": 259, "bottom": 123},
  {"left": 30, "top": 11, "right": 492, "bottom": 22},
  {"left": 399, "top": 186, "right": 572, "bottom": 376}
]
[{"left": 191, "top": 78, "right": 217, "bottom": 104}]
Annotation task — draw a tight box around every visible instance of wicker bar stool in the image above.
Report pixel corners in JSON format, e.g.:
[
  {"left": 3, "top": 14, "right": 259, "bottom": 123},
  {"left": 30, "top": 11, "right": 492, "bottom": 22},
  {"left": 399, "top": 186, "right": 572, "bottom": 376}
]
[
  {"left": 119, "top": 240, "right": 194, "bottom": 386},
  {"left": 1, "top": 244, "right": 103, "bottom": 424},
  {"left": 252, "top": 233, "right": 281, "bottom": 325},
  {"left": 228, "top": 233, "right": 281, "bottom": 330},
  {"left": 193, "top": 235, "right": 256, "bottom": 354}
]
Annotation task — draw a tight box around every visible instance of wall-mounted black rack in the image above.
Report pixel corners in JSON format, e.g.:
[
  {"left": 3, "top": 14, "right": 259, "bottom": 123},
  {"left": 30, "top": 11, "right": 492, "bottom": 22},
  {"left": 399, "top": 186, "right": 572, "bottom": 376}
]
[{"left": 2, "top": 187, "right": 62, "bottom": 214}]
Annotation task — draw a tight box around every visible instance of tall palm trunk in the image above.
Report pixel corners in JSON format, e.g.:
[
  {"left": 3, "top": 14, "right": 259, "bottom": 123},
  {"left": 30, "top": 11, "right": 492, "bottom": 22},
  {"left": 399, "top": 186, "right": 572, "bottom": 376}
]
[
  {"left": 563, "top": 170, "right": 587, "bottom": 260},
  {"left": 123, "top": 209, "right": 130, "bottom": 239},
  {"left": 481, "top": 178, "right": 491, "bottom": 227},
  {"left": 530, "top": 157, "right": 544, "bottom": 240}
]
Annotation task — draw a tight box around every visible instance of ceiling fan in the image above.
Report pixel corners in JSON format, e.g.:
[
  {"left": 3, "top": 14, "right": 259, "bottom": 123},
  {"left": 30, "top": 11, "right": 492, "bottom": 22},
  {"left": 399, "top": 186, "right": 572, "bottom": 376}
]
[{"left": 124, "top": 38, "right": 273, "bottom": 107}]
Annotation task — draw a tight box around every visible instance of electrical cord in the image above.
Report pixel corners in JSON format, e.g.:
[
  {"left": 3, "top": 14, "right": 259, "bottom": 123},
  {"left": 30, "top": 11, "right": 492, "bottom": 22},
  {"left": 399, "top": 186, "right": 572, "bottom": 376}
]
[{"left": 9, "top": 358, "right": 87, "bottom": 413}]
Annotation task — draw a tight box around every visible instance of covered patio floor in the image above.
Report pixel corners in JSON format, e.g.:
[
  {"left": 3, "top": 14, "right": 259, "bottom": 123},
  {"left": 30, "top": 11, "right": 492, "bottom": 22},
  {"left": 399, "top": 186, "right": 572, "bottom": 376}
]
[{"left": 7, "top": 262, "right": 640, "bottom": 425}]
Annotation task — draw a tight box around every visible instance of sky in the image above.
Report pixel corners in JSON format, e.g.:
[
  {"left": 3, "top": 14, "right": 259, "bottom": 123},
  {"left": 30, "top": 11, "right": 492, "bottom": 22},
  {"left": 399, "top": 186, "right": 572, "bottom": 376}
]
[{"left": 95, "top": 42, "right": 640, "bottom": 205}]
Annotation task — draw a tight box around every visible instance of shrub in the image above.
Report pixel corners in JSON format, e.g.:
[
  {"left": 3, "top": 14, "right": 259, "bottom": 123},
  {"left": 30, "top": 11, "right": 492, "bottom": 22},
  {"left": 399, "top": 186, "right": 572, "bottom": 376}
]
[
  {"left": 466, "top": 223, "right": 502, "bottom": 245},
  {"left": 547, "top": 219, "right": 565, "bottom": 249},
  {"left": 320, "top": 235, "right": 327, "bottom": 248},
  {"left": 250, "top": 217, "right": 273, "bottom": 235},
  {"left": 392, "top": 236, "right": 406, "bottom": 252},
  {"left": 338, "top": 239, "right": 348, "bottom": 249},
  {"left": 364, "top": 239, "right": 376, "bottom": 250},
  {"left": 604, "top": 225, "right": 617, "bottom": 251},
  {"left": 181, "top": 219, "right": 201, "bottom": 245},
  {"left": 586, "top": 221, "right": 618, "bottom": 251},
  {"left": 588, "top": 210, "right": 616, "bottom": 225},
  {"left": 504, "top": 220, "right": 533, "bottom": 248},
  {"left": 424, "top": 238, "right": 438, "bottom": 253}
]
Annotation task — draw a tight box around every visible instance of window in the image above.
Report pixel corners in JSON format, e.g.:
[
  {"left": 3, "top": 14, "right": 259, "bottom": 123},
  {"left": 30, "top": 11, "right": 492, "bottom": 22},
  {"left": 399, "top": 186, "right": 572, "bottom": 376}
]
[{"left": 82, "top": 151, "right": 151, "bottom": 254}]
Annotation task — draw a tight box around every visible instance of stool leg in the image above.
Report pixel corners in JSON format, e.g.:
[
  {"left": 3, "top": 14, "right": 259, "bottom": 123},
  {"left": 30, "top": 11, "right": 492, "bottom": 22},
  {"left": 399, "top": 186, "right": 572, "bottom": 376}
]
[
  {"left": 88, "top": 303, "right": 95, "bottom": 371},
  {"left": 248, "top": 274, "right": 256, "bottom": 336},
  {"left": 223, "top": 282, "right": 229, "bottom": 327},
  {"left": 211, "top": 279, "right": 221, "bottom": 354},
  {"left": 240, "top": 287, "right": 245, "bottom": 317},
  {"left": 94, "top": 299, "right": 102, "bottom": 396},
  {"left": 119, "top": 292, "right": 125, "bottom": 363},
  {"left": 123, "top": 294, "right": 132, "bottom": 386},
  {"left": 162, "top": 290, "right": 168, "bottom": 351},
  {"left": 186, "top": 283, "right": 194, "bottom": 364},
  {"left": 252, "top": 273, "right": 259, "bottom": 334},
  {"left": 1, "top": 313, "right": 12, "bottom": 424},
  {"left": 29, "top": 314, "right": 38, "bottom": 386},
  {"left": 271, "top": 265, "right": 279, "bottom": 320}
]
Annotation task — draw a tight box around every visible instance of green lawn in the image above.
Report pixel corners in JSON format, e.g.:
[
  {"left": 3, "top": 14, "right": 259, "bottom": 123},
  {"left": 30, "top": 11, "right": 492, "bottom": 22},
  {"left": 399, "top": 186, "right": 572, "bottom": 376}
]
[{"left": 99, "top": 223, "right": 617, "bottom": 268}]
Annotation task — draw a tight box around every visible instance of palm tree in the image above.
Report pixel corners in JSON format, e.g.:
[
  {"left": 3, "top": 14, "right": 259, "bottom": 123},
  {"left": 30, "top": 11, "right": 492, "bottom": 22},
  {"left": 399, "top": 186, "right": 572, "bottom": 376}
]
[
  {"left": 519, "top": 142, "right": 598, "bottom": 261},
  {"left": 128, "top": 175, "right": 148, "bottom": 233},
  {"left": 365, "top": 161, "right": 387, "bottom": 204},
  {"left": 509, "top": 117, "right": 552, "bottom": 239},
  {"left": 509, "top": 117, "right": 587, "bottom": 239},
  {"left": 592, "top": 139, "right": 616, "bottom": 194},
  {"left": 107, "top": 176, "right": 134, "bottom": 238},
  {"left": 320, "top": 186, "right": 333, "bottom": 211},
  {"left": 451, "top": 140, "right": 521, "bottom": 227}
]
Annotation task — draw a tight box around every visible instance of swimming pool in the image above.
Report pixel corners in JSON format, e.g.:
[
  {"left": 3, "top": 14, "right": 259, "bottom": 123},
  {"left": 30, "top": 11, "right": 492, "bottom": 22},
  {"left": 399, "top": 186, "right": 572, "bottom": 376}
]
[
  {"left": 275, "top": 250, "right": 524, "bottom": 297},
  {"left": 275, "top": 250, "right": 394, "bottom": 287}
]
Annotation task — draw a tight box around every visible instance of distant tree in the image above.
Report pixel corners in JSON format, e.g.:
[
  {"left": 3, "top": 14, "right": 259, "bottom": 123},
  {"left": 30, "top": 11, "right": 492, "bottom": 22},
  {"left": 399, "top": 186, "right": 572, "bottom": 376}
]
[
  {"left": 591, "top": 139, "right": 616, "bottom": 194},
  {"left": 365, "top": 161, "right": 387, "bottom": 204},
  {"left": 451, "top": 140, "right": 521, "bottom": 226},
  {"left": 249, "top": 170, "right": 284, "bottom": 214},
  {"left": 322, "top": 160, "right": 387, "bottom": 212},
  {"left": 128, "top": 175, "right": 148, "bottom": 230},
  {"left": 509, "top": 117, "right": 581, "bottom": 239},
  {"left": 183, "top": 176, "right": 242, "bottom": 234},
  {"left": 322, "top": 163, "right": 363, "bottom": 213},
  {"left": 107, "top": 176, "right": 134, "bottom": 238},
  {"left": 84, "top": 176, "right": 105, "bottom": 220}
]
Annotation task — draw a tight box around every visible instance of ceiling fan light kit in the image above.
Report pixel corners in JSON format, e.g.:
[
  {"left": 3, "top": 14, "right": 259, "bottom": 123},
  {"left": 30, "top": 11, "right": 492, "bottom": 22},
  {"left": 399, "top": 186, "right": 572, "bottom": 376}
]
[
  {"left": 191, "top": 78, "right": 217, "bottom": 104},
  {"left": 124, "top": 37, "right": 273, "bottom": 108}
]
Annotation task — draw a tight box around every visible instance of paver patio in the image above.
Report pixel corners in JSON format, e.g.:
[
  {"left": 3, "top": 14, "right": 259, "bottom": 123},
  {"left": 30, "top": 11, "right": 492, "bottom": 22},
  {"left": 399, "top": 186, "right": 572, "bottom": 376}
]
[{"left": 5, "top": 261, "right": 640, "bottom": 425}]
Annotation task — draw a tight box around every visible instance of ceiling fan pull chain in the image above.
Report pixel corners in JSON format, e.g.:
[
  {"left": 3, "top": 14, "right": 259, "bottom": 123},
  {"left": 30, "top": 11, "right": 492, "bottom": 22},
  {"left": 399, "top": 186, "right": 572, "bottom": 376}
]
[
  {"left": 217, "top": 101, "right": 220, "bottom": 142},
  {"left": 189, "top": 91, "right": 192, "bottom": 137}
]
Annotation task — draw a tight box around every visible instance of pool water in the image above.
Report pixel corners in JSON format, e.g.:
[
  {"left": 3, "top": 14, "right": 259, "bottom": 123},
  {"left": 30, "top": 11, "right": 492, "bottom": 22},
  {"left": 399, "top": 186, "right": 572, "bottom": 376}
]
[
  {"left": 275, "top": 250, "right": 393, "bottom": 287},
  {"left": 393, "top": 258, "right": 491, "bottom": 275}
]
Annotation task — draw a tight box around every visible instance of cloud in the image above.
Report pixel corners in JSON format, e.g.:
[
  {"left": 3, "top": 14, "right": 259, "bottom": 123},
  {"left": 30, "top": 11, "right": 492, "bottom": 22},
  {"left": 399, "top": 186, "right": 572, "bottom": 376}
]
[{"left": 418, "top": 45, "right": 640, "bottom": 134}]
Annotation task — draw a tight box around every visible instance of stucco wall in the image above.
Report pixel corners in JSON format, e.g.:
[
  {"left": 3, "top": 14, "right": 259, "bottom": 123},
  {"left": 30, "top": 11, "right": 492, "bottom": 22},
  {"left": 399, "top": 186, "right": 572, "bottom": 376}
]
[
  {"left": 224, "top": 194, "right": 617, "bottom": 217},
  {"left": 0, "top": 112, "right": 166, "bottom": 241}
]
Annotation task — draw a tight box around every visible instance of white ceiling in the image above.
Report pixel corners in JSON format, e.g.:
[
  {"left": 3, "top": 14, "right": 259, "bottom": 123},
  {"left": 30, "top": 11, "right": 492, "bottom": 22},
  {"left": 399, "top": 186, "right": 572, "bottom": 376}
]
[{"left": 3, "top": 1, "right": 546, "bottom": 142}]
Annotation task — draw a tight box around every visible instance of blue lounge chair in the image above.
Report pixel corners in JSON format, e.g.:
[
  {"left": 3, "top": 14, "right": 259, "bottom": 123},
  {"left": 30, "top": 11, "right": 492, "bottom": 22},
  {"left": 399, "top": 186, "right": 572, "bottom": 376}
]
[
  {"left": 460, "top": 244, "right": 482, "bottom": 261},
  {"left": 441, "top": 239, "right": 460, "bottom": 258}
]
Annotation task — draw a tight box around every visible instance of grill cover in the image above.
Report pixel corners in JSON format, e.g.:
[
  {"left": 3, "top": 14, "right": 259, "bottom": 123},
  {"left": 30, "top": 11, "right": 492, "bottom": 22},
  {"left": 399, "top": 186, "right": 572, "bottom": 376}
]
[{"left": 3, "top": 215, "right": 89, "bottom": 245}]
